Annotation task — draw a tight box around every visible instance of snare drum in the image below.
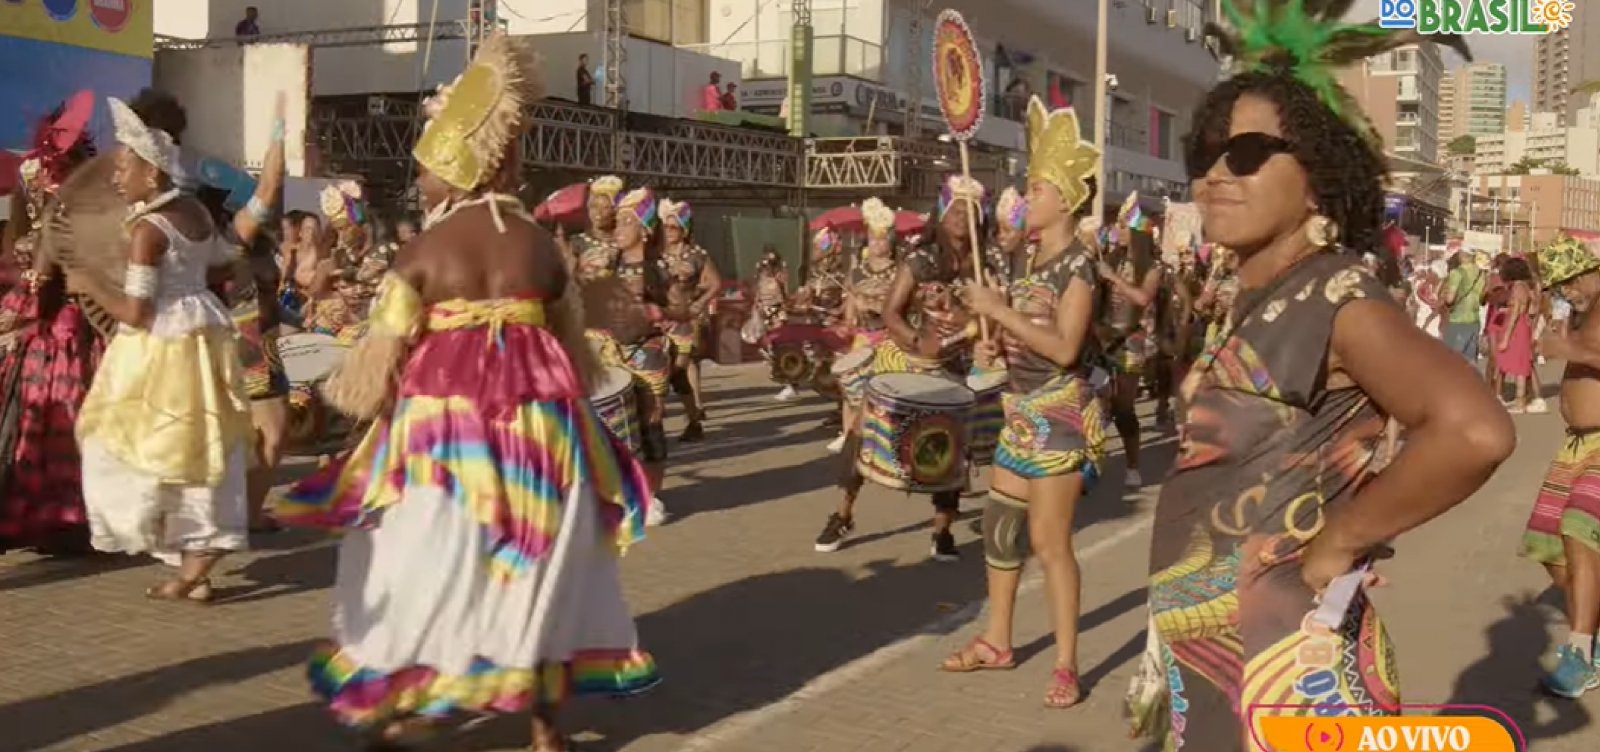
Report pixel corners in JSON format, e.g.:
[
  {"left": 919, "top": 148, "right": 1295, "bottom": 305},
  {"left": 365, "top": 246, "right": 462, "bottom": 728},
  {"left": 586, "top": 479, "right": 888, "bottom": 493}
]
[
  {"left": 966, "top": 370, "right": 1009, "bottom": 466},
  {"left": 767, "top": 341, "right": 813, "bottom": 385},
  {"left": 831, "top": 347, "right": 876, "bottom": 405},
  {"left": 857, "top": 372, "right": 974, "bottom": 493},
  {"left": 280, "top": 333, "right": 355, "bottom": 456},
  {"left": 809, "top": 343, "right": 841, "bottom": 401},
  {"left": 590, "top": 365, "right": 642, "bottom": 454}
]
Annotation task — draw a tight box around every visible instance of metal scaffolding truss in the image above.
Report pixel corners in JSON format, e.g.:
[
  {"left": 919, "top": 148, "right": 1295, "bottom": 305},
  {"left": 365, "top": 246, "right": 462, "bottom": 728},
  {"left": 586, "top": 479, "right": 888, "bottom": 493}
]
[
  {"left": 804, "top": 136, "right": 1004, "bottom": 197},
  {"left": 155, "top": 22, "right": 471, "bottom": 51}
]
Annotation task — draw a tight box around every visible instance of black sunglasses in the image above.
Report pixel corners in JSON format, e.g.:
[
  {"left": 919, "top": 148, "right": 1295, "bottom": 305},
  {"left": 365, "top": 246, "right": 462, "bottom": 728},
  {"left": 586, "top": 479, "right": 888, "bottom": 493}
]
[{"left": 1186, "top": 132, "right": 1295, "bottom": 181}]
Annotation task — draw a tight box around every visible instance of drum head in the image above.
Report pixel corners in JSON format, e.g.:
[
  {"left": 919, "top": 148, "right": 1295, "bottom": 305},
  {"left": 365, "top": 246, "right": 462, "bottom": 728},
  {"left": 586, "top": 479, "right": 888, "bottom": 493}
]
[
  {"left": 771, "top": 344, "right": 812, "bottom": 382},
  {"left": 830, "top": 347, "right": 874, "bottom": 375},
  {"left": 591, "top": 365, "right": 635, "bottom": 401},
  {"left": 966, "top": 369, "right": 1010, "bottom": 393},
  {"left": 868, "top": 372, "right": 973, "bottom": 406},
  {"left": 279, "top": 333, "right": 349, "bottom": 384}
]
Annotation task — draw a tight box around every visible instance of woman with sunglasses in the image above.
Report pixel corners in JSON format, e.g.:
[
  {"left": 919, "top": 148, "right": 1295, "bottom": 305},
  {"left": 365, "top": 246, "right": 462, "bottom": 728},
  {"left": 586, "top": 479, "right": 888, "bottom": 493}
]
[
  {"left": 946, "top": 97, "right": 1105, "bottom": 709},
  {"left": 1126, "top": 6, "right": 1511, "bottom": 748}
]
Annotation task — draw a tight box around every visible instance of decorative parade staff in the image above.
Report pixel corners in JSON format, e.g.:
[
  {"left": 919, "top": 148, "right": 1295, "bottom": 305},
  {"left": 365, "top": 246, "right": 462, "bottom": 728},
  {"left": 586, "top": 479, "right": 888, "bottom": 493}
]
[
  {"left": 947, "top": 96, "right": 1105, "bottom": 710},
  {"left": 932, "top": 9, "right": 991, "bottom": 342}
]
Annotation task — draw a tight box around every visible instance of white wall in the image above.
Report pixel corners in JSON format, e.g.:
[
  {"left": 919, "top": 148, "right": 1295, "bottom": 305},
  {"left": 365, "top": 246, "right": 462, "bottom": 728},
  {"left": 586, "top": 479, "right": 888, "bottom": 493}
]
[
  {"left": 503, "top": 0, "right": 595, "bottom": 34},
  {"left": 154, "top": 0, "right": 213, "bottom": 39},
  {"left": 154, "top": 44, "right": 313, "bottom": 176}
]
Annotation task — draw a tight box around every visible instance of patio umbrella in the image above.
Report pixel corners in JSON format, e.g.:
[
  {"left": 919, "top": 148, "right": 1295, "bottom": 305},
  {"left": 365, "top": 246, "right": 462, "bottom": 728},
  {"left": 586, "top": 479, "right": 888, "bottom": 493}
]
[
  {"left": 534, "top": 182, "right": 588, "bottom": 227},
  {"left": 808, "top": 205, "right": 927, "bottom": 236}
]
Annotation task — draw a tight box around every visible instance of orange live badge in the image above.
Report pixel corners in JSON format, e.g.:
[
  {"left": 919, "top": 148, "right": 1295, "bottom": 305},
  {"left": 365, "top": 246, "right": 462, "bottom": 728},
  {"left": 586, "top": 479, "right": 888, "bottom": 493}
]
[
  {"left": 932, "top": 9, "right": 984, "bottom": 142},
  {"left": 1249, "top": 705, "right": 1525, "bottom": 752}
]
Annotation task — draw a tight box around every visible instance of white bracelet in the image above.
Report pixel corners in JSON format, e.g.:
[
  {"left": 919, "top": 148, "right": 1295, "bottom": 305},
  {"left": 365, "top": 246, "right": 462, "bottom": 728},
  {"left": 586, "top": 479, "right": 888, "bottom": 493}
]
[{"left": 124, "top": 264, "right": 158, "bottom": 299}]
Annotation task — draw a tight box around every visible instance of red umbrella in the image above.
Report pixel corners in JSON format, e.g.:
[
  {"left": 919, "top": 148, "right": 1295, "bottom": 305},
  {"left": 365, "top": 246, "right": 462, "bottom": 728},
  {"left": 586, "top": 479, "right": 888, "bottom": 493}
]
[
  {"left": 534, "top": 182, "right": 588, "bottom": 227},
  {"left": 809, "top": 206, "right": 927, "bottom": 236}
]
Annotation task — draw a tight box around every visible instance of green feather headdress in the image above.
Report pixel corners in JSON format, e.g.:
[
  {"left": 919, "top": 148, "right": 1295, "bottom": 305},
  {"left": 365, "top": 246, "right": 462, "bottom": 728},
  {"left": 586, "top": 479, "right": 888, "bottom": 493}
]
[{"left": 1206, "top": 0, "right": 1472, "bottom": 140}]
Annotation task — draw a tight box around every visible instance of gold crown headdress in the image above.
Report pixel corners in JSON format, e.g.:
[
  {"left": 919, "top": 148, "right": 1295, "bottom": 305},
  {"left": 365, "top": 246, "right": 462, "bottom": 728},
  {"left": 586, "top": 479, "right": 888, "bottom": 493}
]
[
  {"left": 861, "top": 197, "right": 895, "bottom": 238},
  {"left": 1538, "top": 234, "right": 1600, "bottom": 288},
  {"left": 591, "top": 175, "right": 624, "bottom": 204},
  {"left": 413, "top": 34, "right": 543, "bottom": 192},
  {"left": 1025, "top": 96, "right": 1100, "bottom": 214},
  {"left": 1206, "top": 0, "right": 1471, "bottom": 141}
]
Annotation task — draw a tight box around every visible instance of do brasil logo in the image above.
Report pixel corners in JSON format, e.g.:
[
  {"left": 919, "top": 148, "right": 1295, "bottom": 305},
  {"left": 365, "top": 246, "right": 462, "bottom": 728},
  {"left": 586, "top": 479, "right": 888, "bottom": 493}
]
[{"left": 1380, "top": 0, "right": 1573, "bottom": 33}]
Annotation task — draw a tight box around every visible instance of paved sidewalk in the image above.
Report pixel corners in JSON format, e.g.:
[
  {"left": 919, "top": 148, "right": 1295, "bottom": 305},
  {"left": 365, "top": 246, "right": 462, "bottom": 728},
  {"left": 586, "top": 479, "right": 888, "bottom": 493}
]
[{"left": 1, "top": 363, "right": 1597, "bottom": 751}]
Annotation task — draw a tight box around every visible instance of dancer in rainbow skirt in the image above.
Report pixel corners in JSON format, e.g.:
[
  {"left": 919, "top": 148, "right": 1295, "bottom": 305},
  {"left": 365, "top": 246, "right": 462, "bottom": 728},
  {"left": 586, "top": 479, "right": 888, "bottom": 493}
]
[{"left": 271, "top": 35, "right": 657, "bottom": 750}]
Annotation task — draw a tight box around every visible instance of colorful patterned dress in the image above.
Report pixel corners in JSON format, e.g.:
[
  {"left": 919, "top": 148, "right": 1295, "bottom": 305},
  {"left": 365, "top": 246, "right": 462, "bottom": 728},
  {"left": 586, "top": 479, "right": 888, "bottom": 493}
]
[
  {"left": 662, "top": 242, "right": 711, "bottom": 356},
  {"left": 993, "top": 241, "right": 1107, "bottom": 481},
  {"left": 0, "top": 200, "right": 103, "bottom": 553},
  {"left": 1134, "top": 253, "right": 1400, "bottom": 751},
  {"left": 273, "top": 275, "right": 658, "bottom": 728}
]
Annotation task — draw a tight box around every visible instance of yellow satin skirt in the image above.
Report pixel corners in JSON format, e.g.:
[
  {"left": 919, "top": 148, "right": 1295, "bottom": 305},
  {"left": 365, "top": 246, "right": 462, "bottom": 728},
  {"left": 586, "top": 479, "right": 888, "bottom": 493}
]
[{"left": 77, "top": 325, "right": 255, "bottom": 486}]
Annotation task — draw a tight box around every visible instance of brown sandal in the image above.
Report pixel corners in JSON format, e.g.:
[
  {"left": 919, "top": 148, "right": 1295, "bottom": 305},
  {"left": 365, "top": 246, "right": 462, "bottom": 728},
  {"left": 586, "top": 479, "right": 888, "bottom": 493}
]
[
  {"left": 145, "top": 577, "right": 213, "bottom": 604},
  {"left": 1043, "top": 667, "right": 1082, "bottom": 709},
  {"left": 939, "top": 636, "right": 1016, "bottom": 672}
]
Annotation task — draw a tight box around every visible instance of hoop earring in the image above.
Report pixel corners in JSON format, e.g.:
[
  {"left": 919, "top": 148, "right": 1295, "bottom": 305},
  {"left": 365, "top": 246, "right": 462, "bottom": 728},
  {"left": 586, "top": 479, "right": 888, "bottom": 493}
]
[{"left": 1305, "top": 214, "right": 1339, "bottom": 248}]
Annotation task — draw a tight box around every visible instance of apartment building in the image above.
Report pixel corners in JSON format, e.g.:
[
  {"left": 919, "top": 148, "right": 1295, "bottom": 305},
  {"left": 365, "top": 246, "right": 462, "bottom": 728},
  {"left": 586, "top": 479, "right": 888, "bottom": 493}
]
[
  {"left": 1339, "top": 44, "right": 1446, "bottom": 164},
  {"left": 1507, "top": 100, "right": 1527, "bottom": 133},
  {"left": 1476, "top": 107, "right": 1600, "bottom": 178},
  {"left": 1437, "top": 63, "right": 1505, "bottom": 142},
  {"left": 1534, "top": 13, "right": 1600, "bottom": 125}
]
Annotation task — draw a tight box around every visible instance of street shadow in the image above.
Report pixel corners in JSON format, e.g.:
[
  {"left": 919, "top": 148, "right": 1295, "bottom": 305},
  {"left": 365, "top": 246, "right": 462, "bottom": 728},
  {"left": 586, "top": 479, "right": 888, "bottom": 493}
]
[
  {"left": 662, "top": 454, "right": 840, "bottom": 521},
  {"left": 451, "top": 546, "right": 998, "bottom": 750},
  {"left": 1014, "top": 587, "right": 1147, "bottom": 667},
  {"left": 0, "top": 551, "right": 150, "bottom": 593},
  {"left": 0, "top": 639, "right": 319, "bottom": 751},
  {"left": 208, "top": 542, "right": 338, "bottom": 605},
  {"left": 96, "top": 703, "right": 344, "bottom": 752},
  {"left": 1442, "top": 589, "right": 1591, "bottom": 743}
]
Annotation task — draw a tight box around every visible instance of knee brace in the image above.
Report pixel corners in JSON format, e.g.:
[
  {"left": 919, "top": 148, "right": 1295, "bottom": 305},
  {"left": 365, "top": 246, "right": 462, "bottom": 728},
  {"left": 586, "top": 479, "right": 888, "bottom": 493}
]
[
  {"left": 642, "top": 421, "right": 669, "bottom": 462},
  {"left": 982, "top": 490, "right": 1029, "bottom": 571}
]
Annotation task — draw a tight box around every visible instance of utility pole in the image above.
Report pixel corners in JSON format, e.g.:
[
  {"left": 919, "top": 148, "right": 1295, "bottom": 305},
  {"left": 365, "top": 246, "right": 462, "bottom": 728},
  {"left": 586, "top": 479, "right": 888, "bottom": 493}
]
[{"left": 1093, "top": 0, "right": 1108, "bottom": 214}]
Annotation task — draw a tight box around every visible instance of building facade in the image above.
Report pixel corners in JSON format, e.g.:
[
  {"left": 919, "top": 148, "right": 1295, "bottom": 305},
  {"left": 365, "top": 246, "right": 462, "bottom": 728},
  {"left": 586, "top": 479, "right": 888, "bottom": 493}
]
[
  {"left": 1475, "top": 172, "right": 1600, "bottom": 246},
  {"left": 1507, "top": 100, "right": 1527, "bottom": 132},
  {"left": 1476, "top": 109, "right": 1600, "bottom": 178},
  {"left": 690, "top": 0, "right": 1220, "bottom": 207},
  {"left": 1437, "top": 63, "right": 1505, "bottom": 142},
  {"left": 1534, "top": 13, "right": 1600, "bottom": 125},
  {"left": 1339, "top": 44, "right": 1445, "bottom": 164}
]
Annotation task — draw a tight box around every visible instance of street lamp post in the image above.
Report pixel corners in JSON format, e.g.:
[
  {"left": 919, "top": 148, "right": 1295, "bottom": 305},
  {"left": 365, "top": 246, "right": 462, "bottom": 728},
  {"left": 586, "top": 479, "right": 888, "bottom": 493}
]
[{"left": 1093, "top": 0, "right": 1108, "bottom": 215}]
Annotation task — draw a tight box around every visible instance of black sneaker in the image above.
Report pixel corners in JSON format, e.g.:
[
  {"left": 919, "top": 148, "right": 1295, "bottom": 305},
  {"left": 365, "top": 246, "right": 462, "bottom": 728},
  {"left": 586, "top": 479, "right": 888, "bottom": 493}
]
[
  {"left": 931, "top": 530, "right": 959, "bottom": 562},
  {"left": 679, "top": 422, "right": 705, "bottom": 443},
  {"left": 814, "top": 513, "right": 854, "bottom": 552}
]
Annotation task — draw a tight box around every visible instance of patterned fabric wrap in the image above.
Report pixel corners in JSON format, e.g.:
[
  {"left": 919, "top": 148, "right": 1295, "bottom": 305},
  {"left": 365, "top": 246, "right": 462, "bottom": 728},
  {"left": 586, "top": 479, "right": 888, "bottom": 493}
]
[
  {"left": 664, "top": 318, "right": 702, "bottom": 356},
  {"left": 0, "top": 278, "right": 102, "bottom": 551},
  {"left": 273, "top": 297, "right": 654, "bottom": 575},
  {"left": 588, "top": 329, "right": 672, "bottom": 397},
  {"left": 995, "top": 373, "right": 1105, "bottom": 483},
  {"left": 1521, "top": 427, "right": 1600, "bottom": 566},
  {"left": 1135, "top": 254, "right": 1402, "bottom": 750},
  {"left": 233, "top": 303, "right": 289, "bottom": 400},
  {"left": 308, "top": 642, "right": 658, "bottom": 728},
  {"left": 838, "top": 330, "right": 889, "bottom": 405}
]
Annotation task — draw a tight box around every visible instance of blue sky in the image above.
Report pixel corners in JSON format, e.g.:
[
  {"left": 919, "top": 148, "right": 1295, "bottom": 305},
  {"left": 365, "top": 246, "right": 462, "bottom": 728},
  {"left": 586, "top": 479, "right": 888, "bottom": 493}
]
[{"left": 1349, "top": 0, "right": 1536, "bottom": 104}]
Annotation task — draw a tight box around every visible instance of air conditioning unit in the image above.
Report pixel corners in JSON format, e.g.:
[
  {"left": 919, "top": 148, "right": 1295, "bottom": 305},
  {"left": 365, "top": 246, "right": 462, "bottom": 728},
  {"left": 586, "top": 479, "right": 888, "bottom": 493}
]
[
  {"left": 1167, "top": 9, "right": 1179, "bottom": 27},
  {"left": 1147, "top": 7, "right": 1160, "bottom": 23}
]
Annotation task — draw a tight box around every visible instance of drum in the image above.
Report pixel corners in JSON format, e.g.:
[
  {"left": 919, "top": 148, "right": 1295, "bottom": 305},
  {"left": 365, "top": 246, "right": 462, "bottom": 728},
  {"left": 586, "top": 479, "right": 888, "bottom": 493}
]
[
  {"left": 280, "top": 333, "right": 354, "bottom": 456},
  {"left": 857, "top": 372, "right": 974, "bottom": 493},
  {"left": 591, "top": 365, "right": 641, "bottom": 454},
  {"left": 966, "top": 370, "right": 1009, "bottom": 466},
  {"left": 767, "top": 341, "right": 813, "bottom": 385},
  {"left": 808, "top": 343, "right": 841, "bottom": 400},
  {"left": 831, "top": 347, "right": 876, "bottom": 404}
]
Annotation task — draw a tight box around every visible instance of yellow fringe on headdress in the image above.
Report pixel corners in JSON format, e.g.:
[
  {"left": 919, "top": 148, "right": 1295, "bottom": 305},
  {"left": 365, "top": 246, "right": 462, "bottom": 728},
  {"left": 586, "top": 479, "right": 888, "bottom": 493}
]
[
  {"left": 1026, "top": 96, "right": 1100, "bottom": 214},
  {"left": 591, "top": 175, "right": 624, "bottom": 202},
  {"left": 861, "top": 197, "right": 894, "bottom": 238},
  {"left": 413, "top": 33, "right": 544, "bottom": 192},
  {"left": 324, "top": 273, "right": 422, "bottom": 420}
]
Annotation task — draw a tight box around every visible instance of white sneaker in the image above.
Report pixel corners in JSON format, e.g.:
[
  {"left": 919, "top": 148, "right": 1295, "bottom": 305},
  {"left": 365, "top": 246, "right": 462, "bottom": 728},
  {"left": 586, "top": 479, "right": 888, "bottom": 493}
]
[
  {"left": 645, "top": 497, "right": 669, "bottom": 527},
  {"left": 775, "top": 385, "right": 798, "bottom": 402},
  {"left": 1125, "top": 468, "right": 1144, "bottom": 489},
  {"left": 825, "top": 433, "right": 846, "bottom": 454},
  {"left": 1539, "top": 355, "right": 1548, "bottom": 365},
  {"left": 1527, "top": 398, "right": 1550, "bottom": 414}
]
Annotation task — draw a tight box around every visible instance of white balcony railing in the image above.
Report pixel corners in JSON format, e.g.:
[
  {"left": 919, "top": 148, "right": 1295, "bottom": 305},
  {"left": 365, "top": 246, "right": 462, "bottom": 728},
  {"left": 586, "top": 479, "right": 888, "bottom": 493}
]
[{"left": 681, "top": 35, "right": 885, "bottom": 82}]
